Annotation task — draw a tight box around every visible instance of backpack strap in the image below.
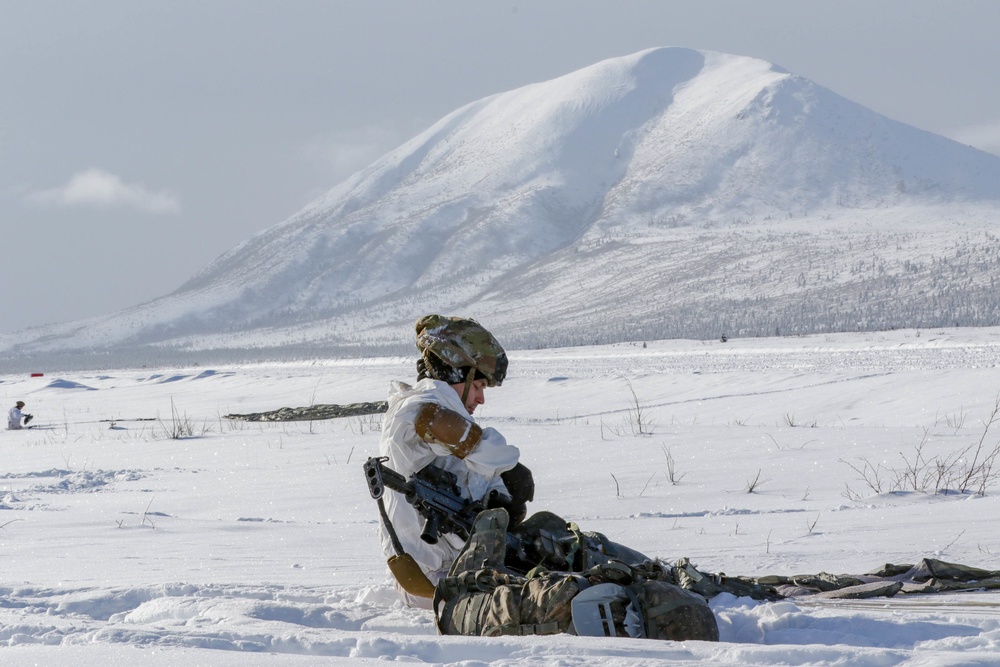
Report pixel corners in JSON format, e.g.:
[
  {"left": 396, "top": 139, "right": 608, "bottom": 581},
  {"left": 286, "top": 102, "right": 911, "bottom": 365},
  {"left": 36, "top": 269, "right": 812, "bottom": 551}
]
[
  {"left": 484, "top": 621, "right": 563, "bottom": 637},
  {"left": 435, "top": 568, "right": 527, "bottom": 636}
]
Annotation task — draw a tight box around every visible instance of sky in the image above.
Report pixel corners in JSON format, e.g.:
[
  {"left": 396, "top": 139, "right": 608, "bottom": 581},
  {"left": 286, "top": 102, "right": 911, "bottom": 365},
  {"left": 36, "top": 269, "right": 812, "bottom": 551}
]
[{"left": 2, "top": 0, "right": 999, "bottom": 334}]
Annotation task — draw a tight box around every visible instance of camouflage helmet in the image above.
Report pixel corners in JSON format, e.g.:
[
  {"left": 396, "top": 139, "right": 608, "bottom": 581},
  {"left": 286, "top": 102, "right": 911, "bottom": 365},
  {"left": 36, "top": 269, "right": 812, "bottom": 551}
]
[{"left": 415, "top": 314, "right": 507, "bottom": 387}]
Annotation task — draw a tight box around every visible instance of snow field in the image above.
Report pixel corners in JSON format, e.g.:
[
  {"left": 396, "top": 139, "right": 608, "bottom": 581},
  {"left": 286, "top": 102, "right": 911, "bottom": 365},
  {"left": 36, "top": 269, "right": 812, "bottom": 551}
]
[{"left": 2, "top": 327, "right": 1000, "bottom": 664}]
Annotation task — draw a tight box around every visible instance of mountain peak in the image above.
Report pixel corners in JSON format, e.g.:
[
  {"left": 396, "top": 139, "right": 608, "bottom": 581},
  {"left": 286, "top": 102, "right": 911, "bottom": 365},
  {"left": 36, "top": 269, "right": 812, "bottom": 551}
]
[{"left": 4, "top": 47, "right": 1000, "bottom": 366}]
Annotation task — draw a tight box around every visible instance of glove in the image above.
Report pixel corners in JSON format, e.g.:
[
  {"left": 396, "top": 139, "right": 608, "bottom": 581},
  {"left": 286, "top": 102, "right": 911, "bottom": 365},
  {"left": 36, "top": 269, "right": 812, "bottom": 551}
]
[
  {"left": 497, "top": 463, "right": 535, "bottom": 529},
  {"left": 500, "top": 463, "right": 534, "bottom": 504},
  {"left": 23, "top": 414, "right": 33, "bottom": 424},
  {"left": 487, "top": 488, "right": 513, "bottom": 508}
]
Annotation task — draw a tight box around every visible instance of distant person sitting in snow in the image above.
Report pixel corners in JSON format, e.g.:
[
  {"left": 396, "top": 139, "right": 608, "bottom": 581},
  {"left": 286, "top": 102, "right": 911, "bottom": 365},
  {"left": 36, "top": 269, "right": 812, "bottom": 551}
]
[
  {"left": 374, "top": 314, "right": 528, "bottom": 607},
  {"left": 7, "top": 401, "right": 33, "bottom": 429}
]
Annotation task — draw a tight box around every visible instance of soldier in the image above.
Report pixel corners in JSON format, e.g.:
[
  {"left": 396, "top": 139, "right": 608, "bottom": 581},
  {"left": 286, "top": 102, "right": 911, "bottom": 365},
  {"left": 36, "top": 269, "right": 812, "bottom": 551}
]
[
  {"left": 369, "top": 316, "right": 719, "bottom": 640},
  {"left": 7, "top": 401, "right": 32, "bottom": 430},
  {"left": 374, "top": 315, "right": 673, "bottom": 609},
  {"left": 375, "top": 315, "right": 532, "bottom": 608}
]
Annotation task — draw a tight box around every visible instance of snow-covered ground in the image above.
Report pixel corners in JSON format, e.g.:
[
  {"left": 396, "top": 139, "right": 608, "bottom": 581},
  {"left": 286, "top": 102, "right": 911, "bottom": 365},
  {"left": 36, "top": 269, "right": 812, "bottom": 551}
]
[{"left": 3, "top": 326, "right": 1000, "bottom": 665}]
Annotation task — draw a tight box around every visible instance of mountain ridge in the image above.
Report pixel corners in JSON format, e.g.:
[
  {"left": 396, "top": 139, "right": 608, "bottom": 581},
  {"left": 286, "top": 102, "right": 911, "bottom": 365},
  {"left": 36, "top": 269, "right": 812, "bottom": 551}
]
[{"left": 3, "top": 47, "right": 1000, "bottom": 367}]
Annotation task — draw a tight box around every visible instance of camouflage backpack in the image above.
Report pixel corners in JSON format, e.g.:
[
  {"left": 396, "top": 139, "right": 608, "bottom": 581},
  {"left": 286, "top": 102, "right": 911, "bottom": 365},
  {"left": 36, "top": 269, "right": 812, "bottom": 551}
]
[
  {"left": 435, "top": 564, "right": 719, "bottom": 641},
  {"left": 434, "top": 509, "right": 719, "bottom": 642},
  {"left": 435, "top": 508, "right": 585, "bottom": 637},
  {"left": 436, "top": 568, "right": 587, "bottom": 637}
]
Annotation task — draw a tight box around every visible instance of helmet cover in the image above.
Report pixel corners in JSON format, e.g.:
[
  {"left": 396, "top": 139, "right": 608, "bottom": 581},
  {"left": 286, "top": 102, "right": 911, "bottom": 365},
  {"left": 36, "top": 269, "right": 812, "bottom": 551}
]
[{"left": 415, "top": 314, "right": 507, "bottom": 386}]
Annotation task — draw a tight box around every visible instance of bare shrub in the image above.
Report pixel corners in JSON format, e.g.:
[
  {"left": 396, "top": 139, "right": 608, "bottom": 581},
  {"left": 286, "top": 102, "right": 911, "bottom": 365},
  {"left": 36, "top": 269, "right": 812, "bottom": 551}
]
[
  {"left": 842, "top": 396, "right": 1000, "bottom": 498},
  {"left": 623, "top": 379, "right": 655, "bottom": 436},
  {"left": 157, "top": 398, "right": 195, "bottom": 439},
  {"left": 745, "top": 469, "right": 767, "bottom": 493},
  {"left": 662, "top": 445, "right": 687, "bottom": 485},
  {"left": 349, "top": 413, "right": 383, "bottom": 435}
]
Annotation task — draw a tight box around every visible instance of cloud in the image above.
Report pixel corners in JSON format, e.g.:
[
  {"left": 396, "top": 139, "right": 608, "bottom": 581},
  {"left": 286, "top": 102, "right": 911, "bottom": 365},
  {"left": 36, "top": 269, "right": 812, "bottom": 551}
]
[
  {"left": 946, "top": 120, "right": 1000, "bottom": 157},
  {"left": 27, "top": 168, "right": 180, "bottom": 214}
]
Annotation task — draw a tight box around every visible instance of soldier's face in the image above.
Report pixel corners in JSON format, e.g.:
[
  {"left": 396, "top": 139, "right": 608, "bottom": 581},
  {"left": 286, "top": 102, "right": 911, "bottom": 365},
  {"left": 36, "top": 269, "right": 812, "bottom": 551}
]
[{"left": 450, "top": 378, "right": 488, "bottom": 415}]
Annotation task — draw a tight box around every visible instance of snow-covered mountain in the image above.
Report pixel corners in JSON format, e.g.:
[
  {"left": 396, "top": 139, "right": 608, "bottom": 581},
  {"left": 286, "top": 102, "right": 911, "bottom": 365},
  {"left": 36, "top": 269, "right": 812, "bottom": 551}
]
[{"left": 4, "top": 47, "right": 1000, "bottom": 367}]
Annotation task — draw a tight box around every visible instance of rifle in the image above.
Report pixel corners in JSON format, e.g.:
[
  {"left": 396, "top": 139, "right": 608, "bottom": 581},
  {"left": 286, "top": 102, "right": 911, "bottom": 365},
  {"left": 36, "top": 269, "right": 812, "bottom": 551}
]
[
  {"left": 364, "top": 457, "right": 582, "bottom": 574},
  {"left": 364, "top": 456, "right": 487, "bottom": 545}
]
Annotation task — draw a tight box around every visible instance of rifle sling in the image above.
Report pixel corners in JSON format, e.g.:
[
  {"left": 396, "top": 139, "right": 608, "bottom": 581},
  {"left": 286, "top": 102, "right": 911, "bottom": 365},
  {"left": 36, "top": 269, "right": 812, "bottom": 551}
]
[
  {"left": 377, "top": 495, "right": 436, "bottom": 598},
  {"left": 377, "top": 496, "right": 406, "bottom": 556}
]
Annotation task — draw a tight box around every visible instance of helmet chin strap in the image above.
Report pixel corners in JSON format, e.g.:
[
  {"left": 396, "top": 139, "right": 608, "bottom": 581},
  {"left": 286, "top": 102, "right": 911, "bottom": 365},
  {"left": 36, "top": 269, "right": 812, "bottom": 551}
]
[{"left": 460, "top": 366, "right": 476, "bottom": 406}]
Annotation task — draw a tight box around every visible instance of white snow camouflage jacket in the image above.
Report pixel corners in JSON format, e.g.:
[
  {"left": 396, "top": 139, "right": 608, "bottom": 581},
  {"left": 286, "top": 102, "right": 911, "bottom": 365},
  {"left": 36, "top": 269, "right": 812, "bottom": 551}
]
[
  {"left": 376, "top": 379, "right": 519, "bottom": 596},
  {"left": 8, "top": 406, "right": 25, "bottom": 430}
]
